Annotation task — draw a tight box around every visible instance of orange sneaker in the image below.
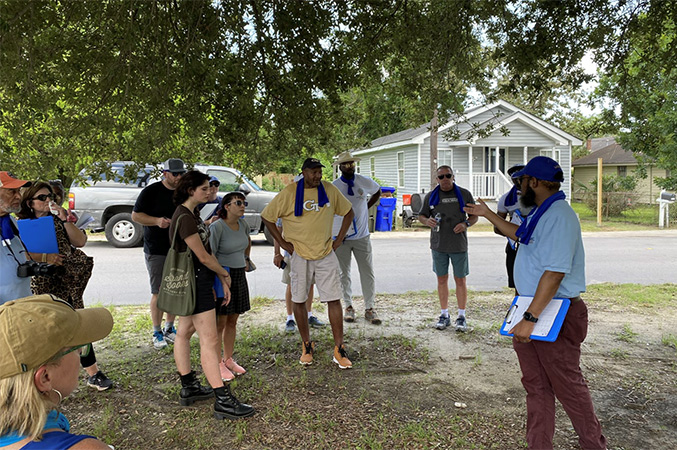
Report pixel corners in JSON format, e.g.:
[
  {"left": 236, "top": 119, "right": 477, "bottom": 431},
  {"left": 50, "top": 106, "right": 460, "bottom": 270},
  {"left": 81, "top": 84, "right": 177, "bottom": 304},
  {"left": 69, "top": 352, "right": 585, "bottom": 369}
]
[
  {"left": 225, "top": 357, "right": 246, "bottom": 376},
  {"left": 333, "top": 344, "right": 352, "bottom": 369},
  {"left": 300, "top": 341, "right": 315, "bottom": 366},
  {"left": 219, "top": 359, "right": 234, "bottom": 381}
]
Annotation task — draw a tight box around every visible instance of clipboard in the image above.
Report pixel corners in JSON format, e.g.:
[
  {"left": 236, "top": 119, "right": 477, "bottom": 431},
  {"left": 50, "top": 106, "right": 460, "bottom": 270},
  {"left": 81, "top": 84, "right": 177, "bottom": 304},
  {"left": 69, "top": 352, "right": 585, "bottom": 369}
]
[
  {"left": 200, "top": 203, "right": 218, "bottom": 221},
  {"left": 16, "top": 216, "right": 59, "bottom": 254},
  {"left": 332, "top": 215, "right": 357, "bottom": 240},
  {"left": 500, "top": 295, "right": 571, "bottom": 342}
]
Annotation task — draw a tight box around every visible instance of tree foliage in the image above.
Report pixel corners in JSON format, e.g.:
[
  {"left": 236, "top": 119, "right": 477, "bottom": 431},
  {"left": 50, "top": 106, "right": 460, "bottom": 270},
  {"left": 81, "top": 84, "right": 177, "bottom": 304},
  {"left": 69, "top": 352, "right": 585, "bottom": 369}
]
[{"left": 0, "top": 0, "right": 650, "bottom": 184}]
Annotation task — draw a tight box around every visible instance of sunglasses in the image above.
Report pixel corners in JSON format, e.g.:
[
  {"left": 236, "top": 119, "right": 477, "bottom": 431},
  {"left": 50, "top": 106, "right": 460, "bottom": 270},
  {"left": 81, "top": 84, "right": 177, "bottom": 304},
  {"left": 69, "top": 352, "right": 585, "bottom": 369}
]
[
  {"left": 55, "top": 343, "right": 91, "bottom": 359},
  {"left": 170, "top": 172, "right": 184, "bottom": 176},
  {"left": 32, "top": 193, "right": 55, "bottom": 202},
  {"left": 228, "top": 200, "right": 247, "bottom": 207},
  {"left": 437, "top": 173, "right": 453, "bottom": 180},
  {"left": 340, "top": 161, "right": 355, "bottom": 167}
]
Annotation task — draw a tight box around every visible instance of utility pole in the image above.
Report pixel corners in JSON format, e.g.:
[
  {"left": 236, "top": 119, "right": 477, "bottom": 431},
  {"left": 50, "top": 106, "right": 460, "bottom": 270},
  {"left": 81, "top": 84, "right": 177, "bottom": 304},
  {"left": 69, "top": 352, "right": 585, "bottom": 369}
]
[{"left": 430, "top": 109, "right": 438, "bottom": 190}]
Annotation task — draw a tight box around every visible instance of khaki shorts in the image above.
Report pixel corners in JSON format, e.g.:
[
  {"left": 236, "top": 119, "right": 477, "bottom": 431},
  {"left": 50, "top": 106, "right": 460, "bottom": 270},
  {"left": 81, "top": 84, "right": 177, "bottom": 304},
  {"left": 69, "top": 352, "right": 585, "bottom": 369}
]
[
  {"left": 281, "top": 255, "right": 315, "bottom": 285},
  {"left": 289, "top": 251, "right": 341, "bottom": 304}
]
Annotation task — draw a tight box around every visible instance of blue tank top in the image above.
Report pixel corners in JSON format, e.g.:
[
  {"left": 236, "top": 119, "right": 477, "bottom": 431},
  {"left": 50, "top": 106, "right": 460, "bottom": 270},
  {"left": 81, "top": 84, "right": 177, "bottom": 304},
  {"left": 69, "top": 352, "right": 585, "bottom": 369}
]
[{"left": 0, "top": 410, "right": 96, "bottom": 449}]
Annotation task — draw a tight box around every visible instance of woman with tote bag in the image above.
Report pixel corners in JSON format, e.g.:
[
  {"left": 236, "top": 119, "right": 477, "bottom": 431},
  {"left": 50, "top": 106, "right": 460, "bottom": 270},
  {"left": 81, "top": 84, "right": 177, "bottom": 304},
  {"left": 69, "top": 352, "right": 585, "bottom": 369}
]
[{"left": 167, "top": 170, "right": 254, "bottom": 420}]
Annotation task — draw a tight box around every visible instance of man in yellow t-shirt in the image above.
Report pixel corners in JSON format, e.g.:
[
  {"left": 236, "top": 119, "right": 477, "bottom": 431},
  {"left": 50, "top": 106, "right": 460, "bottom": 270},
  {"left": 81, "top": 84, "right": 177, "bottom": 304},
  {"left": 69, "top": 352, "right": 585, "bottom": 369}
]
[{"left": 262, "top": 158, "right": 355, "bottom": 369}]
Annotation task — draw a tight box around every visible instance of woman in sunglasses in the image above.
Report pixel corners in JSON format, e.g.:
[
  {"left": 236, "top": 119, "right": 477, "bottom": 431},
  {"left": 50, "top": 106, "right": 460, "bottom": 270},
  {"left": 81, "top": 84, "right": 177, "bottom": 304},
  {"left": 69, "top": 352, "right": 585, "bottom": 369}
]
[
  {"left": 209, "top": 192, "right": 252, "bottom": 381},
  {"left": 17, "top": 182, "right": 114, "bottom": 391},
  {"left": 0, "top": 295, "right": 114, "bottom": 450}
]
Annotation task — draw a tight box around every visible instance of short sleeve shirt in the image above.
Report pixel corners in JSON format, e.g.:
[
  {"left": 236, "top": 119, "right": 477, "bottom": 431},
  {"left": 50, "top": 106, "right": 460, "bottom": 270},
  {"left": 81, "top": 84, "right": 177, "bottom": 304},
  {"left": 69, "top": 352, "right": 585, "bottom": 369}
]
[
  {"left": 497, "top": 193, "right": 533, "bottom": 249},
  {"left": 261, "top": 180, "right": 352, "bottom": 260},
  {"left": 332, "top": 174, "right": 380, "bottom": 240},
  {"left": 419, "top": 185, "right": 475, "bottom": 253},
  {"left": 209, "top": 218, "right": 250, "bottom": 268},
  {"left": 514, "top": 200, "right": 586, "bottom": 298},
  {"left": 0, "top": 217, "right": 32, "bottom": 304},
  {"left": 133, "top": 181, "right": 176, "bottom": 255},
  {"left": 169, "top": 205, "right": 212, "bottom": 269}
]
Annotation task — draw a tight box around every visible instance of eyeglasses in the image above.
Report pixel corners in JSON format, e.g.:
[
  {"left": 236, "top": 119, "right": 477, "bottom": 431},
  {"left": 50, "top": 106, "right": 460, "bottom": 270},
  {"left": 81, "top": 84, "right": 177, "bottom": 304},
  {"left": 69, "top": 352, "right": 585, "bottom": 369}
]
[
  {"left": 227, "top": 200, "right": 247, "bottom": 207},
  {"left": 437, "top": 174, "right": 453, "bottom": 180},
  {"left": 32, "top": 193, "right": 55, "bottom": 202},
  {"left": 340, "top": 162, "right": 355, "bottom": 167},
  {"left": 55, "top": 343, "right": 91, "bottom": 359}
]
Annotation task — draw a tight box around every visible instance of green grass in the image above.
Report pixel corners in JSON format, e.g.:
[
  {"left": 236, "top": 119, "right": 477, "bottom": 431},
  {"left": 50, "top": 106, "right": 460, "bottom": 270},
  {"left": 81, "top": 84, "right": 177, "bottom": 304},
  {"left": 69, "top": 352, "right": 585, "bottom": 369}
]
[
  {"left": 662, "top": 334, "right": 677, "bottom": 352},
  {"left": 572, "top": 201, "right": 662, "bottom": 230},
  {"left": 585, "top": 283, "right": 677, "bottom": 308},
  {"left": 617, "top": 323, "right": 639, "bottom": 343}
]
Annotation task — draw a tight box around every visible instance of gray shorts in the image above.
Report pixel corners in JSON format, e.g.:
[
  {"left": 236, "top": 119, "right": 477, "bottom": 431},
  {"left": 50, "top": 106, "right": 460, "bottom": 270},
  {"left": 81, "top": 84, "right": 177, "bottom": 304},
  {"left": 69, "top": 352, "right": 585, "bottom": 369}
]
[{"left": 144, "top": 253, "right": 166, "bottom": 294}]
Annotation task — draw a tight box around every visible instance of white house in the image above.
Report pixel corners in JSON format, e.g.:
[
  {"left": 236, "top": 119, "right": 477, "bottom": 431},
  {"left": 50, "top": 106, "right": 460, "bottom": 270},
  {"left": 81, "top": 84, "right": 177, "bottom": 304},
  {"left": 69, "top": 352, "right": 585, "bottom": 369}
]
[{"left": 350, "top": 100, "right": 582, "bottom": 210}]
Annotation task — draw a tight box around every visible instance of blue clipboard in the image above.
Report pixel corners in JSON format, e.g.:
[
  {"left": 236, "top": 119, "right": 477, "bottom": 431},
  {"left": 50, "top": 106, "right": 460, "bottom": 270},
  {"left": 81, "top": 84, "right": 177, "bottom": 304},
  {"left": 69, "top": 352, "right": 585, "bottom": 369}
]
[
  {"left": 16, "top": 216, "right": 59, "bottom": 254},
  {"left": 500, "top": 296, "right": 571, "bottom": 342}
]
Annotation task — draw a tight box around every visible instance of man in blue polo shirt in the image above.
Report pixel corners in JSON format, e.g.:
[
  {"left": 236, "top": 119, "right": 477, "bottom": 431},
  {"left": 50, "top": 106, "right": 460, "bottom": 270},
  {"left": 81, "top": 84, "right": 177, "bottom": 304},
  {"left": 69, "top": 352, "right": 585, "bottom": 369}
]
[{"left": 464, "top": 156, "right": 606, "bottom": 450}]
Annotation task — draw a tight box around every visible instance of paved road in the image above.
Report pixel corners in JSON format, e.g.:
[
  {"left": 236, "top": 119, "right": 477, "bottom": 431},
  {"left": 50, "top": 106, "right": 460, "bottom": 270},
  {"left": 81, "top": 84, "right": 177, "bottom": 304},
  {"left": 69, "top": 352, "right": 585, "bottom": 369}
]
[{"left": 83, "top": 230, "right": 677, "bottom": 306}]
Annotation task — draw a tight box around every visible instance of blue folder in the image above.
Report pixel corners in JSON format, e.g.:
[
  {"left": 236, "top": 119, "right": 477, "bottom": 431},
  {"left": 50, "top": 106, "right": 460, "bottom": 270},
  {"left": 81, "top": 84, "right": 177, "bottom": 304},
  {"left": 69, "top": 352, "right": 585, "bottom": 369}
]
[
  {"left": 500, "top": 296, "right": 571, "bottom": 342},
  {"left": 16, "top": 216, "right": 59, "bottom": 254}
]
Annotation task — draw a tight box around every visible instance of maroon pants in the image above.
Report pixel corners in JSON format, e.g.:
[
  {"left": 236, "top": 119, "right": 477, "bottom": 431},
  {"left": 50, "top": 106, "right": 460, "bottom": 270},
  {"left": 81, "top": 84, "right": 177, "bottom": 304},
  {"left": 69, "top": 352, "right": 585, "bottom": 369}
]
[{"left": 513, "top": 300, "right": 607, "bottom": 450}]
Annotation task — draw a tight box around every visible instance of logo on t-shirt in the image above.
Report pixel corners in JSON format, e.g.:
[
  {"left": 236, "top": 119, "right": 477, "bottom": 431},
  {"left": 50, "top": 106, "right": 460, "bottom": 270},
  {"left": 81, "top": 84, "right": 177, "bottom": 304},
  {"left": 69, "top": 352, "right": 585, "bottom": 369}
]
[
  {"left": 303, "top": 200, "right": 330, "bottom": 212},
  {"left": 441, "top": 197, "right": 459, "bottom": 203}
]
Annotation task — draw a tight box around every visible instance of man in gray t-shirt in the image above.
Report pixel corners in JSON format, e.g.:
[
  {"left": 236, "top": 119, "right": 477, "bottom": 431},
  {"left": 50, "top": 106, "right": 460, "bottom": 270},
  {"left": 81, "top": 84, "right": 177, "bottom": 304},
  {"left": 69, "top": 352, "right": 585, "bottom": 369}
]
[{"left": 419, "top": 166, "right": 477, "bottom": 332}]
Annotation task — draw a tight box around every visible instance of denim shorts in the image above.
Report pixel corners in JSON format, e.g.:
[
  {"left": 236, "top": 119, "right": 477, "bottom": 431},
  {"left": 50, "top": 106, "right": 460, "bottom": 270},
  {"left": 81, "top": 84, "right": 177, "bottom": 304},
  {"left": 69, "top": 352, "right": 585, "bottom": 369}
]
[{"left": 431, "top": 250, "right": 469, "bottom": 278}]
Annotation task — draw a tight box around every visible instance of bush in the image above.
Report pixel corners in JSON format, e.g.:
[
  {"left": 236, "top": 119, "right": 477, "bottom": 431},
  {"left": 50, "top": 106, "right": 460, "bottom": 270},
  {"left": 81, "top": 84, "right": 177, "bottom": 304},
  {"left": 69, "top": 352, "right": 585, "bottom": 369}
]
[{"left": 583, "top": 175, "right": 639, "bottom": 217}]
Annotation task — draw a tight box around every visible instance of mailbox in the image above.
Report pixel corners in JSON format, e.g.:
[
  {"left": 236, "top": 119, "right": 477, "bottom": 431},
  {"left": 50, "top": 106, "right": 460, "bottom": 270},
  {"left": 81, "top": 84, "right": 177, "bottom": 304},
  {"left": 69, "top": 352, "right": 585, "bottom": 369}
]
[{"left": 660, "top": 191, "right": 676, "bottom": 202}]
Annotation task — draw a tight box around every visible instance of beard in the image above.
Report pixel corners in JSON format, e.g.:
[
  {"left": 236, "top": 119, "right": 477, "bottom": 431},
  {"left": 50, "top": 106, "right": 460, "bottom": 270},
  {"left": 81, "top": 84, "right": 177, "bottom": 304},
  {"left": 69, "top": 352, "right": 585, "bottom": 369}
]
[{"left": 521, "top": 185, "right": 537, "bottom": 207}]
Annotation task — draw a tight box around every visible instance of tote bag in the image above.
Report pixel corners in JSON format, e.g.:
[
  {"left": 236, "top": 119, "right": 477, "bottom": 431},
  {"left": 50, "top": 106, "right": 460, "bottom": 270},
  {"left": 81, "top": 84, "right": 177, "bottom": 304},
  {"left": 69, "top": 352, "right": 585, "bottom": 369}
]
[{"left": 157, "top": 214, "right": 196, "bottom": 316}]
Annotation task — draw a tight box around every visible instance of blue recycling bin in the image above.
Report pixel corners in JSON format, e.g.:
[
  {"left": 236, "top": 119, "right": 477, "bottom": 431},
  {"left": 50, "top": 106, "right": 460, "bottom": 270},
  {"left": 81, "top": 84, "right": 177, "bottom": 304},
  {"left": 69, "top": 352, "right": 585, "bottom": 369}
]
[{"left": 375, "top": 195, "right": 397, "bottom": 232}]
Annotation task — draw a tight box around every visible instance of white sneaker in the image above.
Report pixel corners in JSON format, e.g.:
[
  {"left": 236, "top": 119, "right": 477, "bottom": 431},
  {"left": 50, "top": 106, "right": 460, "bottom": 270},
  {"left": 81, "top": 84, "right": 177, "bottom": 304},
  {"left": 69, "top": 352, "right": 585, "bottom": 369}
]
[
  {"left": 163, "top": 327, "right": 176, "bottom": 344},
  {"left": 153, "top": 331, "right": 168, "bottom": 349}
]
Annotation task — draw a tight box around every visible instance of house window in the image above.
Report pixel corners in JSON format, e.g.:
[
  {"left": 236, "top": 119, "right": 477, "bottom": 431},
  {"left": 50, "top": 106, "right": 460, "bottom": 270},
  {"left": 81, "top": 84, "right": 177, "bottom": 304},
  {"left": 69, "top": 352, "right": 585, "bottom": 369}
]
[
  {"left": 356, "top": 161, "right": 361, "bottom": 174},
  {"left": 370, "top": 157, "right": 375, "bottom": 178},
  {"left": 397, "top": 152, "right": 405, "bottom": 187},
  {"left": 438, "top": 149, "right": 452, "bottom": 168},
  {"left": 617, "top": 166, "right": 627, "bottom": 177},
  {"left": 540, "top": 148, "right": 561, "bottom": 162}
]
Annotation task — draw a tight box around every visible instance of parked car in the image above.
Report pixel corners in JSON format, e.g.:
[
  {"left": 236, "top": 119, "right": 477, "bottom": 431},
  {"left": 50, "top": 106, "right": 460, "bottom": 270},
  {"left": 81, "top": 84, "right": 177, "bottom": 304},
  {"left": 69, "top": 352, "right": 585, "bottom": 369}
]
[{"left": 69, "top": 162, "right": 277, "bottom": 247}]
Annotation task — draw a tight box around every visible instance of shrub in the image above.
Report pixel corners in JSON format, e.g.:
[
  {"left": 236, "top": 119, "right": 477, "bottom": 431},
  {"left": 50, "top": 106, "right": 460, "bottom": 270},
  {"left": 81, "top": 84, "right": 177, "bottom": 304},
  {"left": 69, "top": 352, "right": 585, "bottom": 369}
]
[{"left": 582, "top": 175, "right": 639, "bottom": 217}]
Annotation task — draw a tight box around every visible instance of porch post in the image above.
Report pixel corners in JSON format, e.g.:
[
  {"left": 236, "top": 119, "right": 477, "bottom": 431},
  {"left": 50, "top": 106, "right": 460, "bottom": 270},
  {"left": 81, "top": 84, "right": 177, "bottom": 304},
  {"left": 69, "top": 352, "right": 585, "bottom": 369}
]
[
  {"left": 468, "top": 146, "right": 473, "bottom": 195},
  {"left": 523, "top": 146, "right": 528, "bottom": 164}
]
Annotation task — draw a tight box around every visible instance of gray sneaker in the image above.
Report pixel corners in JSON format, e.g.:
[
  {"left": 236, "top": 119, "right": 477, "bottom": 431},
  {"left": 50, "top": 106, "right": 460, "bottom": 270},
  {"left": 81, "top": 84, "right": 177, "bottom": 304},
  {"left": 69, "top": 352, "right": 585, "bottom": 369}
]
[
  {"left": 308, "top": 315, "right": 326, "bottom": 328},
  {"left": 455, "top": 316, "right": 468, "bottom": 332},
  {"left": 163, "top": 326, "right": 176, "bottom": 344},
  {"left": 153, "top": 331, "right": 168, "bottom": 349},
  {"left": 285, "top": 319, "right": 296, "bottom": 333},
  {"left": 344, "top": 306, "right": 356, "bottom": 323},
  {"left": 435, "top": 315, "right": 451, "bottom": 330}
]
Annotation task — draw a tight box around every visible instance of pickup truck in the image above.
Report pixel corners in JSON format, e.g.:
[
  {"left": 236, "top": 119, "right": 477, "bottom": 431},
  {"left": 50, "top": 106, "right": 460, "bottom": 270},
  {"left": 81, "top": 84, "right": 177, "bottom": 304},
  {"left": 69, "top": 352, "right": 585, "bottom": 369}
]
[{"left": 69, "top": 162, "right": 277, "bottom": 247}]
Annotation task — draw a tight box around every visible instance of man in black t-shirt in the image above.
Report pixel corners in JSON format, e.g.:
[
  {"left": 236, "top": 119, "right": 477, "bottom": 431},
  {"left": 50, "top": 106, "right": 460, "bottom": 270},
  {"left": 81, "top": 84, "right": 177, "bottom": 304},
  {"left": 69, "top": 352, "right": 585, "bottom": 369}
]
[
  {"left": 419, "top": 166, "right": 477, "bottom": 333},
  {"left": 132, "top": 158, "right": 186, "bottom": 349}
]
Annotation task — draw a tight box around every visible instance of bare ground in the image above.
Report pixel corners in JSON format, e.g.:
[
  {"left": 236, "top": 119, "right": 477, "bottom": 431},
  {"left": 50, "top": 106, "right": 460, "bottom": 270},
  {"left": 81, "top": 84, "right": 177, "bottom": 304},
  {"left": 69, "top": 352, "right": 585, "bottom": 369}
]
[{"left": 65, "top": 287, "right": 677, "bottom": 449}]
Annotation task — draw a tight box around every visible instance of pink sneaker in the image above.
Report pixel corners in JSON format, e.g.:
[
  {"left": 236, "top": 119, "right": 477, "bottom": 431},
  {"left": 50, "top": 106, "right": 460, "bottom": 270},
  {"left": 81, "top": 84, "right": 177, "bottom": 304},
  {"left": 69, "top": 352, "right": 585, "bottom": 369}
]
[
  {"left": 219, "top": 359, "right": 234, "bottom": 381},
  {"left": 225, "top": 357, "right": 246, "bottom": 376}
]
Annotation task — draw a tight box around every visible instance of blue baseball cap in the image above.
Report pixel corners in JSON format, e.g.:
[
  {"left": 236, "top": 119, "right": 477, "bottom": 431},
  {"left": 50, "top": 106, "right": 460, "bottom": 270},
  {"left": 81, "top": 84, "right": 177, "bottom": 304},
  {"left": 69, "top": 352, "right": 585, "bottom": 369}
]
[
  {"left": 513, "top": 156, "right": 564, "bottom": 182},
  {"left": 209, "top": 176, "right": 220, "bottom": 186}
]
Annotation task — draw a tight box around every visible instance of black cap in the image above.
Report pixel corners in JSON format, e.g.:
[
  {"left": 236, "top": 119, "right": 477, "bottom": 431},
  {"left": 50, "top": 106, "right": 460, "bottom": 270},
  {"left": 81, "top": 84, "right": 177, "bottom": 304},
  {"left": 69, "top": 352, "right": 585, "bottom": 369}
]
[
  {"left": 301, "top": 158, "right": 325, "bottom": 170},
  {"left": 163, "top": 158, "right": 186, "bottom": 174}
]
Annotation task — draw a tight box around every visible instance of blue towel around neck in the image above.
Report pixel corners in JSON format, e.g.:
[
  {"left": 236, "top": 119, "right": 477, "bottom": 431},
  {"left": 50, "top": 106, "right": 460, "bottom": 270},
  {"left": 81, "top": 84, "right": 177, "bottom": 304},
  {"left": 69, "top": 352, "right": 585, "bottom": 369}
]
[
  {"left": 294, "top": 178, "right": 329, "bottom": 216},
  {"left": 339, "top": 175, "right": 355, "bottom": 196},
  {"left": 428, "top": 184, "right": 465, "bottom": 212},
  {"left": 0, "top": 215, "right": 15, "bottom": 240},
  {"left": 515, "top": 191, "right": 566, "bottom": 245},
  {"left": 503, "top": 185, "right": 519, "bottom": 208}
]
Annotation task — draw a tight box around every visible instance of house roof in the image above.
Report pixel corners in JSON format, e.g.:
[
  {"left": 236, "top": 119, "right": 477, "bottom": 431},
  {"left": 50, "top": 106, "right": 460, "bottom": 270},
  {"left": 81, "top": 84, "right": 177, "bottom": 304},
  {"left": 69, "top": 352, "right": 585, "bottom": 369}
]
[
  {"left": 572, "top": 143, "right": 638, "bottom": 167},
  {"left": 353, "top": 100, "right": 582, "bottom": 155}
]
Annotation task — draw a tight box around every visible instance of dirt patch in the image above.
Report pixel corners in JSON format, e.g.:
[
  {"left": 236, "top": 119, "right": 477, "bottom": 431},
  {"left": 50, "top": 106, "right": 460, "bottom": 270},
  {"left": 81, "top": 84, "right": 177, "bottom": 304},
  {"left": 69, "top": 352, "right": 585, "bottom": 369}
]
[{"left": 65, "top": 289, "right": 677, "bottom": 449}]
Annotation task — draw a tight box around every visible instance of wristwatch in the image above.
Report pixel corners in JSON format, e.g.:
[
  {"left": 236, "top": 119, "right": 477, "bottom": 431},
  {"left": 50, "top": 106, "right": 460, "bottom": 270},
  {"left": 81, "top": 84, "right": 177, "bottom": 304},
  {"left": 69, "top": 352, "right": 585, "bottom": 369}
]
[
  {"left": 523, "top": 311, "right": 539, "bottom": 323},
  {"left": 464, "top": 220, "right": 471, "bottom": 227}
]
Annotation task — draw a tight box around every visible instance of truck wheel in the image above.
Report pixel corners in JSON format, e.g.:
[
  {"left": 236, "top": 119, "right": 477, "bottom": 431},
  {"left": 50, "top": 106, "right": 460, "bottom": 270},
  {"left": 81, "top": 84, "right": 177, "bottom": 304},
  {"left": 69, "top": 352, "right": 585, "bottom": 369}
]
[
  {"left": 263, "top": 224, "right": 275, "bottom": 245},
  {"left": 105, "top": 212, "right": 143, "bottom": 248}
]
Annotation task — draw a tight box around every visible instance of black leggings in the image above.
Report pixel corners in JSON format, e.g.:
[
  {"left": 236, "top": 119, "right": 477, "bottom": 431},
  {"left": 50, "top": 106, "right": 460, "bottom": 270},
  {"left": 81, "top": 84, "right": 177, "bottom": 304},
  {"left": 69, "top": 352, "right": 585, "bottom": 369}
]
[{"left": 80, "top": 344, "right": 97, "bottom": 369}]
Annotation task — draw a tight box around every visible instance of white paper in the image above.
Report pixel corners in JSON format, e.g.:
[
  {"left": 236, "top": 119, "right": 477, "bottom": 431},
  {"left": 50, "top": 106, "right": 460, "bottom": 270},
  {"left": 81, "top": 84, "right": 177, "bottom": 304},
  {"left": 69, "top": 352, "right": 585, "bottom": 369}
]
[{"left": 503, "top": 296, "right": 566, "bottom": 337}]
